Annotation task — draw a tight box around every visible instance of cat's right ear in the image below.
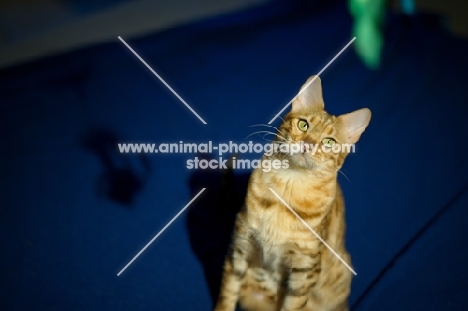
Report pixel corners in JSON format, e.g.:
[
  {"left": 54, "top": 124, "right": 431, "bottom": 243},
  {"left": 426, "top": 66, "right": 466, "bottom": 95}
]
[
  {"left": 291, "top": 75, "right": 324, "bottom": 112},
  {"left": 337, "top": 108, "right": 372, "bottom": 144}
]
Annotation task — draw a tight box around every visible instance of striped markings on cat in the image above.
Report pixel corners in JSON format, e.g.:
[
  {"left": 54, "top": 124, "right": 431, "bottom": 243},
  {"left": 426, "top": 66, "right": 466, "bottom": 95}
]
[
  {"left": 118, "top": 36, "right": 207, "bottom": 124},
  {"left": 117, "top": 188, "right": 206, "bottom": 276},
  {"left": 268, "top": 188, "right": 357, "bottom": 275},
  {"left": 267, "top": 37, "right": 356, "bottom": 125}
]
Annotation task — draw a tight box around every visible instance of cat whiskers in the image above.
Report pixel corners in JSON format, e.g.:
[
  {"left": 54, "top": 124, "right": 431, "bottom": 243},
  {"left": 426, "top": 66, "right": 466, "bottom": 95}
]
[
  {"left": 246, "top": 124, "right": 303, "bottom": 159},
  {"left": 317, "top": 159, "right": 351, "bottom": 183},
  {"left": 274, "top": 115, "right": 286, "bottom": 123},
  {"left": 248, "top": 124, "right": 286, "bottom": 136},
  {"left": 245, "top": 130, "right": 288, "bottom": 143},
  {"left": 336, "top": 168, "right": 351, "bottom": 183}
]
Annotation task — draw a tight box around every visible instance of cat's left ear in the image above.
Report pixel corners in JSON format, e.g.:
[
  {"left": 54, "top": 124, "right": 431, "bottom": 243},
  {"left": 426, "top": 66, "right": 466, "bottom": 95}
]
[
  {"left": 292, "top": 75, "right": 324, "bottom": 112},
  {"left": 337, "top": 108, "right": 372, "bottom": 143}
]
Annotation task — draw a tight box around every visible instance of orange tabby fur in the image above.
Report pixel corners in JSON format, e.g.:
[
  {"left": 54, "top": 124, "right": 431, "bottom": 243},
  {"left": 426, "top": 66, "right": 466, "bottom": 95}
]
[{"left": 214, "top": 75, "right": 371, "bottom": 311}]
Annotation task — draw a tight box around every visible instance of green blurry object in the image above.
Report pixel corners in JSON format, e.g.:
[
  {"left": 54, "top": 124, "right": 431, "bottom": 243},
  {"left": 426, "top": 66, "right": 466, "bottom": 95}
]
[{"left": 349, "top": 0, "right": 388, "bottom": 69}]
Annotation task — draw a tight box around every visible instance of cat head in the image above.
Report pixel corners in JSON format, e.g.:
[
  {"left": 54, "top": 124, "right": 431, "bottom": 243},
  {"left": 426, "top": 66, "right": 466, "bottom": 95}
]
[{"left": 274, "top": 75, "right": 371, "bottom": 172}]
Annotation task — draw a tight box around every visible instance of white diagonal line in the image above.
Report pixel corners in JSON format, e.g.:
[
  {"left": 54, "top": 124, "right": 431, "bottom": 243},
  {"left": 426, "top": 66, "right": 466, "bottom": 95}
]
[
  {"left": 267, "top": 37, "right": 356, "bottom": 124},
  {"left": 268, "top": 188, "right": 357, "bottom": 275},
  {"left": 118, "top": 36, "right": 207, "bottom": 125},
  {"left": 117, "top": 188, "right": 206, "bottom": 276}
]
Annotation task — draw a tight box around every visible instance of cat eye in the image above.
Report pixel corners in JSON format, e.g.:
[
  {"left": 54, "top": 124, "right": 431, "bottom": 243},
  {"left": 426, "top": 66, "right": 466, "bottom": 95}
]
[
  {"left": 322, "top": 137, "right": 336, "bottom": 147},
  {"left": 297, "top": 120, "right": 308, "bottom": 132}
]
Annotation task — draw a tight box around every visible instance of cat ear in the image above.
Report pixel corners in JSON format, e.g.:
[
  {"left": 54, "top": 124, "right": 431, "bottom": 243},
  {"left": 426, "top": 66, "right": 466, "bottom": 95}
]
[
  {"left": 291, "top": 75, "right": 324, "bottom": 112},
  {"left": 338, "top": 108, "right": 372, "bottom": 143}
]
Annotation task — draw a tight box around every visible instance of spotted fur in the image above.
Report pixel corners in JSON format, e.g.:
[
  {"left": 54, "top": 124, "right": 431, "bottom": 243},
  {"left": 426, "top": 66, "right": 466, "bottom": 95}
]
[{"left": 214, "top": 76, "right": 371, "bottom": 311}]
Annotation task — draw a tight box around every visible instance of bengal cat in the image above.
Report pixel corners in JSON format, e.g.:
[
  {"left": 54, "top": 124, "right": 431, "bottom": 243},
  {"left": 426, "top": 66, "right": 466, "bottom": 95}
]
[{"left": 214, "top": 75, "right": 371, "bottom": 311}]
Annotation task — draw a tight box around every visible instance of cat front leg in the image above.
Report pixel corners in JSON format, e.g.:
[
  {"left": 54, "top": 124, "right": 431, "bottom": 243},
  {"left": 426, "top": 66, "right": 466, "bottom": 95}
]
[
  {"left": 214, "top": 219, "right": 251, "bottom": 311},
  {"left": 281, "top": 250, "right": 321, "bottom": 311}
]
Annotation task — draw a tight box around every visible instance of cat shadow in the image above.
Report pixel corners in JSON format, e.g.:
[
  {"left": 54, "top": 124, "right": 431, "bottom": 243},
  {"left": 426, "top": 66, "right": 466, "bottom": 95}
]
[
  {"left": 80, "top": 126, "right": 151, "bottom": 206},
  {"left": 186, "top": 155, "right": 250, "bottom": 305}
]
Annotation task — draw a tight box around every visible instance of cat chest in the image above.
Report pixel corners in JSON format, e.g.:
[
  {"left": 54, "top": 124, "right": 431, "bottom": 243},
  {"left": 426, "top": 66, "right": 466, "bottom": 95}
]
[{"left": 249, "top": 213, "right": 322, "bottom": 257}]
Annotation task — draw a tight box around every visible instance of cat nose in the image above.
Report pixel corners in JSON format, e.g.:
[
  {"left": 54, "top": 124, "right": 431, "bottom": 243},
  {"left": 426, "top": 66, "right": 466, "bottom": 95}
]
[{"left": 289, "top": 142, "right": 302, "bottom": 154}]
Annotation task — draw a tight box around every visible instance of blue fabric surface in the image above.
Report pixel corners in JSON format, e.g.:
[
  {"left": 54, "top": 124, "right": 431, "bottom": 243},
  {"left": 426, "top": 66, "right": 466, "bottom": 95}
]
[{"left": 1, "top": 0, "right": 468, "bottom": 310}]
